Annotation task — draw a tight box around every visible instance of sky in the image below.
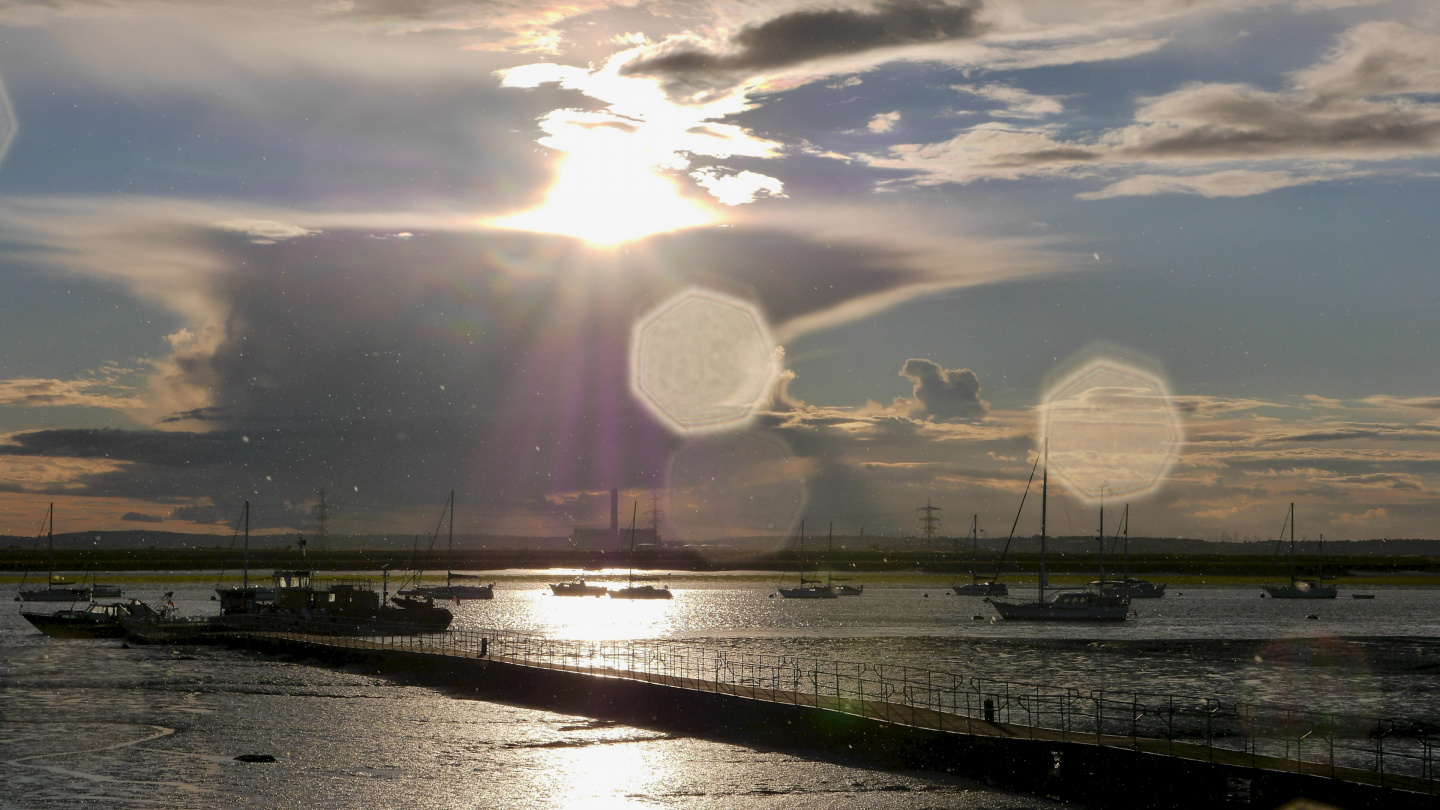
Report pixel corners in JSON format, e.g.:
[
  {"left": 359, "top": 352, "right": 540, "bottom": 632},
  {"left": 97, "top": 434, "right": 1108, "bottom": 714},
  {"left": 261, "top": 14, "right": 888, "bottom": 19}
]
[{"left": 0, "top": 0, "right": 1437, "bottom": 545}]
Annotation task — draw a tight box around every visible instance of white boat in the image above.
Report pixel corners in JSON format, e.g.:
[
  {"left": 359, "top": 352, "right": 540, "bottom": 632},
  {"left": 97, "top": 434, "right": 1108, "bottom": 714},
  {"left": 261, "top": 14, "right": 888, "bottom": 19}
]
[
  {"left": 951, "top": 514, "right": 1008, "bottom": 597},
  {"left": 986, "top": 443, "right": 1130, "bottom": 622},
  {"left": 778, "top": 521, "right": 837, "bottom": 599},
  {"left": 610, "top": 501, "right": 672, "bottom": 599},
  {"left": 1262, "top": 504, "right": 1337, "bottom": 599},
  {"left": 406, "top": 492, "right": 495, "bottom": 601},
  {"left": 16, "top": 504, "right": 91, "bottom": 604}
]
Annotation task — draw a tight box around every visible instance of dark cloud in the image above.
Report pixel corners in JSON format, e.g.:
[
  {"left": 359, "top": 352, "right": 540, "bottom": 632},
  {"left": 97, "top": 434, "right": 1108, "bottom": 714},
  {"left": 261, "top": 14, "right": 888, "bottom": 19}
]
[
  {"left": 121, "top": 511, "right": 166, "bottom": 523},
  {"left": 622, "top": 0, "right": 986, "bottom": 95},
  {"left": 899, "top": 358, "right": 987, "bottom": 421}
]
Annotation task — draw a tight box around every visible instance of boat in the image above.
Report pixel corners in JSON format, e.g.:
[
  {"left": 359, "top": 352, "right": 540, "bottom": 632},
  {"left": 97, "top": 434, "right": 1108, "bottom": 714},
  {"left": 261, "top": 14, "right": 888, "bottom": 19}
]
[
  {"left": 551, "top": 577, "right": 608, "bottom": 597},
  {"left": 21, "top": 599, "right": 162, "bottom": 639},
  {"left": 1262, "top": 504, "right": 1337, "bottom": 599},
  {"left": 215, "top": 501, "right": 276, "bottom": 614},
  {"left": 833, "top": 583, "right": 864, "bottom": 596},
  {"left": 951, "top": 514, "right": 1008, "bottom": 597},
  {"left": 405, "top": 493, "right": 495, "bottom": 600},
  {"left": 16, "top": 504, "right": 91, "bottom": 604},
  {"left": 226, "top": 569, "right": 453, "bottom": 633},
  {"left": 610, "top": 501, "right": 672, "bottom": 599},
  {"left": 778, "top": 521, "right": 837, "bottom": 599},
  {"left": 1092, "top": 504, "right": 1166, "bottom": 598},
  {"left": 986, "top": 443, "right": 1130, "bottom": 622}
]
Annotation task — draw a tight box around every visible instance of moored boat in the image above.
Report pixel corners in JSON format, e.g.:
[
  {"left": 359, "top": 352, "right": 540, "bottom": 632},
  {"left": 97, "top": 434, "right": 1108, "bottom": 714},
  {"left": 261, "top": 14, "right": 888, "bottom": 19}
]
[
  {"left": 21, "top": 599, "right": 161, "bottom": 639},
  {"left": 404, "top": 492, "right": 496, "bottom": 601},
  {"left": 951, "top": 514, "right": 1008, "bottom": 597},
  {"left": 778, "top": 521, "right": 837, "bottom": 599},
  {"left": 1262, "top": 504, "right": 1337, "bottom": 599},
  {"left": 16, "top": 504, "right": 91, "bottom": 604},
  {"left": 551, "top": 578, "right": 608, "bottom": 597}
]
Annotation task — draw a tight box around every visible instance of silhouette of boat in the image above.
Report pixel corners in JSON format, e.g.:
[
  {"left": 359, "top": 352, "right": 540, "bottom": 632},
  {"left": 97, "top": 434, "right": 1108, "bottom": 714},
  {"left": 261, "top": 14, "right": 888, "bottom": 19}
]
[
  {"left": 610, "top": 501, "right": 672, "bottom": 599},
  {"left": 1262, "top": 503, "right": 1336, "bottom": 599},
  {"left": 778, "top": 521, "right": 837, "bottom": 599},
  {"left": 21, "top": 599, "right": 162, "bottom": 639},
  {"left": 1092, "top": 503, "right": 1166, "bottom": 598},
  {"left": 406, "top": 493, "right": 495, "bottom": 600},
  {"left": 951, "top": 514, "right": 1007, "bottom": 596},
  {"left": 16, "top": 504, "right": 91, "bottom": 604}
]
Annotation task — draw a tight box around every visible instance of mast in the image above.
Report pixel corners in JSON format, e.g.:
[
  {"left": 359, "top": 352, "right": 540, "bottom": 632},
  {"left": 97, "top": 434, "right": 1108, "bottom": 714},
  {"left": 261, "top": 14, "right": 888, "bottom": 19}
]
[
  {"left": 446, "top": 490, "right": 455, "bottom": 588},
  {"left": 46, "top": 503, "right": 54, "bottom": 586},
  {"left": 1288, "top": 502, "right": 1296, "bottom": 585},
  {"left": 827, "top": 522, "right": 833, "bottom": 588},
  {"left": 627, "top": 500, "right": 638, "bottom": 586},
  {"left": 1097, "top": 488, "right": 1106, "bottom": 583},
  {"left": 242, "top": 500, "right": 250, "bottom": 591},
  {"left": 1122, "top": 504, "right": 1130, "bottom": 581},
  {"left": 1039, "top": 442, "right": 1049, "bottom": 601},
  {"left": 971, "top": 514, "right": 979, "bottom": 586}
]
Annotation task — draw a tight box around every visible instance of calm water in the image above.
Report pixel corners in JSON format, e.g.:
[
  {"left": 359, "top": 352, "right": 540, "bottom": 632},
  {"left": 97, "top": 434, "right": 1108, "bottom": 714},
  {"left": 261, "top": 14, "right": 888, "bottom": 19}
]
[{"left": 3, "top": 572, "right": 1438, "bottom": 808}]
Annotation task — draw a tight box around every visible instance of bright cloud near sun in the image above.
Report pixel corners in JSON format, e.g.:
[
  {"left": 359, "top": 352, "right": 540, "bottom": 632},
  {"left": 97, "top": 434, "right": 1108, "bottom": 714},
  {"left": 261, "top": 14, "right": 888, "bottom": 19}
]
[{"left": 491, "top": 53, "right": 783, "bottom": 245}]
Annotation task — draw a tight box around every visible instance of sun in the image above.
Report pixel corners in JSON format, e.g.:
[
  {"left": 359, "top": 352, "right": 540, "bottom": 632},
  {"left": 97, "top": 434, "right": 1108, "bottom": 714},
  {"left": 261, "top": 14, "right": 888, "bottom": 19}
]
[{"left": 489, "top": 151, "right": 713, "bottom": 246}]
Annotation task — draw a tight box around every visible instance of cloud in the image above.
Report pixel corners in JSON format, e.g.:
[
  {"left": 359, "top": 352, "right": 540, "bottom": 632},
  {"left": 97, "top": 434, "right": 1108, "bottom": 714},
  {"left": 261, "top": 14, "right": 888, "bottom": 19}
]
[
  {"left": 1361, "top": 395, "right": 1440, "bottom": 411},
  {"left": 214, "top": 219, "right": 320, "bottom": 244},
  {"left": 868, "top": 22, "right": 1440, "bottom": 196},
  {"left": 951, "top": 83, "right": 1064, "bottom": 119},
  {"left": 1075, "top": 169, "right": 1363, "bottom": 200},
  {"left": 689, "top": 169, "right": 786, "bottom": 205},
  {"left": 868, "top": 111, "right": 901, "bottom": 133},
  {"left": 121, "top": 511, "right": 166, "bottom": 523},
  {"left": 898, "top": 358, "right": 988, "bottom": 421},
  {"left": 0, "top": 378, "right": 144, "bottom": 410},
  {"left": 620, "top": 0, "right": 986, "bottom": 97}
]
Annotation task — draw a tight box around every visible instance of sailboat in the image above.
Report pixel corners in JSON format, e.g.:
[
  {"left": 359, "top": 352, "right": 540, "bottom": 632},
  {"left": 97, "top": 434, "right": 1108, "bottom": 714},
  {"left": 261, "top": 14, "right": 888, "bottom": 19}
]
[
  {"left": 16, "top": 504, "right": 91, "bottom": 603},
  {"left": 1262, "top": 503, "right": 1336, "bottom": 599},
  {"left": 778, "top": 521, "right": 837, "bottom": 598},
  {"left": 215, "top": 501, "right": 276, "bottom": 614},
  {"left": 610, "top": 502, "right": 672, "bottom": 599},
  {"left": 986, "top": 443, "right": 1130, "bottom": 621},
  {"left": 407, "top": 492, "right": 495, "bottom": 600},
  {"left": 825, "top": 524, "right": 863, "bottom": 595},
  {"left": 951, "top": 514, "right": 1008, "bottom": 596},
  {"left": 1092, "top": 504, "right": 1165, "bottom": 598}
]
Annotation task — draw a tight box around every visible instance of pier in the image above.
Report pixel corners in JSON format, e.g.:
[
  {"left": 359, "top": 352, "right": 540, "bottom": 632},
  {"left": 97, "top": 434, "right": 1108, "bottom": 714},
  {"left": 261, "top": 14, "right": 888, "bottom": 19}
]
[{"left": 190, "top": 623, "right": 1434, "bottom": 808}]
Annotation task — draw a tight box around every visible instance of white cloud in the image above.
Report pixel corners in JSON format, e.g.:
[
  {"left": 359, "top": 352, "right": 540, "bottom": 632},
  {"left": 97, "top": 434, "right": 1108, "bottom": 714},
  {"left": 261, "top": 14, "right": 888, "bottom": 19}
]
[
  {"left": 214, "top": 219, "right": 319, "bottom": 243},
  {"left": 951, "top": 83, "right": 1064, "bottom": 119},
  {"left": 867, "top": 111, "right": 901, "bottom": 133},
  {"left": 690, "top": 169, "right": 786, "bottom": 205},
  {"left": 1075, "top": 169, "right": 1362, "bottom": 200}
]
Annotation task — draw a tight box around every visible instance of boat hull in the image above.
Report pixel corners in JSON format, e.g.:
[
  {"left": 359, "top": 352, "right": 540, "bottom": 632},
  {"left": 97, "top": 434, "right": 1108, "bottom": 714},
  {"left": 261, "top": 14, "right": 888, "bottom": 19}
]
[
  {"left": 609, "top": 586, "right": 672, "bottom": 599},
  {"left": 410, "top": 584, "right": 495, "bottom": 600},
  {"left": 952, "top": 582, "right": 1008, "bottom": 597},
  {"left": 833, "top": 584, "right": 864, "bottom": 596},
  {"left": 1263, "top": 582, "right": 1336, "bottom": 599},
  {"left": 21, "top": 610, "right": 126, "bottom": 638},
  {"left": 778, "top": 586, "right": 837, "bottom": 599},
  {"left": 551, "top": 583, "right": 608, "bottom": 597},
  {"left": 987, "top": 592, "right": 1130, "bottom": 621},
  {"left": 1094, "top": 579, "right": 1166, "bottom": 599},
  {"left": 18, "top": 588, "right": 91, "bottom": 603}
]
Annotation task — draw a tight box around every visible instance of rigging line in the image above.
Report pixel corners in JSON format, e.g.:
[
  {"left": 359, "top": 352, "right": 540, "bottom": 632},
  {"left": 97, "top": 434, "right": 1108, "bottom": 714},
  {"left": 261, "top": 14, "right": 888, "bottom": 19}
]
[
  {"left": 213, "top": 503, "right": 248, "bottom": 590},
  {"left": 990, "top": 453, "right": 1042, "bottom": 585}
]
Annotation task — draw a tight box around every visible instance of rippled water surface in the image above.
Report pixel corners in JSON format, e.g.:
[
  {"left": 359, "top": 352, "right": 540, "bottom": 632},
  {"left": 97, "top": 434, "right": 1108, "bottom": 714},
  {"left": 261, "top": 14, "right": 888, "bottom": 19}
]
[{"left": 3, "top": 572, "right": 1437, "bottom": 808}]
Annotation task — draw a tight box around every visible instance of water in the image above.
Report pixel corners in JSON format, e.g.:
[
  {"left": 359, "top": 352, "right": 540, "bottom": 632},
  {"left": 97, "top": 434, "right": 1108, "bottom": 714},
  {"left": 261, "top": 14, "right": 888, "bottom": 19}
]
[{"left": 4, "top": 572, "right": 1438, "bottom": 808}]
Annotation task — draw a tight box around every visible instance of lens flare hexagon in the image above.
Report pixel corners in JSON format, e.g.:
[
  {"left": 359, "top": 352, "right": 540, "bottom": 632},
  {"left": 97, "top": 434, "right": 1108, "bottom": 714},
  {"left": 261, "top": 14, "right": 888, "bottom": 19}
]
[
  {"left": 630, "top": 288, "right": 779, "bottom": 435},
  {"left": 1041, "top": 359, "right": 1181, "bottom": 503},
  {"left": 665, "top": 431, "right": 807, "bottom": 555}
]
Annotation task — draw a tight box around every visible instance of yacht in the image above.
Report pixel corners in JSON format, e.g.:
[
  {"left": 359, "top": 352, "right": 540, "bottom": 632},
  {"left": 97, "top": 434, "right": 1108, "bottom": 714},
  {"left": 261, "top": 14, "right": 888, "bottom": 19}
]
[
  {"left": 951, "top": 514, "right": 1008, "bottom": 597},
  {"left": 987, "top": 444, "right": 1130, "bottom": 621},
  {"left": 1262, "top": 504, "right": 1337, "bottom": 599},
  {"left": 405, "top": 492, "right": 495, "bottom": 600},
  {"left": 1091, "top": 503, "right": 1167, "bottom": 599},
  {"left": 551, "top": 577, "right": 609, "bottom": 597},
  {"left": 778, "top": 521, "right": 837, "bottom": 599},
  {"left": 16, "top": 504, "right": 91, "bottom": 604},
  {"left": 610, "top": 501, "right": 672, "bottom": 599}
]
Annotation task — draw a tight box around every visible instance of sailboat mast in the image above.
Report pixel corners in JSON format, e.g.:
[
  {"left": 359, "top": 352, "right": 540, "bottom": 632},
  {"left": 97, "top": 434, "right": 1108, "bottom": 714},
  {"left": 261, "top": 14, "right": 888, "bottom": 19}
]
[
  {"left": 242, "top": 500, "right": 250, "bottom": 591},
  {"left": 46, "top": 503, "right": 54, "bottom": 586},
  {"left": 1039, "top": 443, "right": 1049, "bottom": 601},
  {"left": 628, "top": 500, "right": 638, "bottom": 586},
  {"left": 827, "top": 522, "right": 833, "bottom": 588},
  {"left": 447, "top": 490, "right": 455, "bottom": 588},
  {"left": 1098, "top": 489, "right": 1106, "bottom": 583},
  {"left": 1122, "top": 504, "right": 1130, "bottom": 581},
  {"left": 971, "top": 514, "right": 979, "bottom": 586},
  {"left": 1288, "top": 502, "right": 1296, "bottom": 585}
]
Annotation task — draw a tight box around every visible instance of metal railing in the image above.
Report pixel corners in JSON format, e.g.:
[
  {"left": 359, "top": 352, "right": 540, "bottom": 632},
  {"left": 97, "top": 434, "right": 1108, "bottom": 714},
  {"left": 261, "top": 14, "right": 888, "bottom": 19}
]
[{"left": 227, "top": 623, "right": 1437, "bottom": 794}]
